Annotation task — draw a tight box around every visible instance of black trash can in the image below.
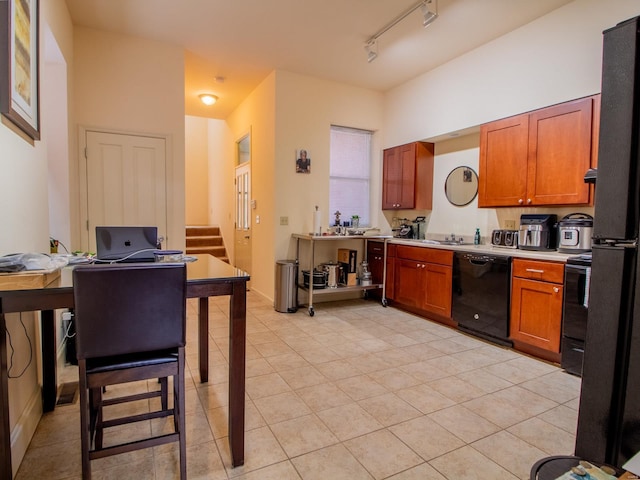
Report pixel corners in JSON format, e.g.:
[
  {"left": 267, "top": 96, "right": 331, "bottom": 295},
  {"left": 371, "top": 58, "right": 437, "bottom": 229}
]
[{"left": 275, "top": 260, "right": 298, "bottom": 313}]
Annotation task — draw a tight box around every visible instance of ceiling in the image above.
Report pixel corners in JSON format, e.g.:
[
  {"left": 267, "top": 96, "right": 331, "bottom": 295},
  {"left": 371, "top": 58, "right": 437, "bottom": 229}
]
[{"left": 64, "top": 0, "right": 573, "bottom": 119}]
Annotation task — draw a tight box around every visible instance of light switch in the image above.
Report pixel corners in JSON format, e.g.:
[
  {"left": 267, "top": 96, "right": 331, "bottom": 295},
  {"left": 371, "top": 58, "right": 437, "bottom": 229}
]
[{"left": 280, "top": 216, "right": 288, "bottom": 226}]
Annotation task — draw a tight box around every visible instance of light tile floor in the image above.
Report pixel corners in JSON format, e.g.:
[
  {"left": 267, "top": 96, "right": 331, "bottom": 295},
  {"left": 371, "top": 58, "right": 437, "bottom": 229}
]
[{"left": 16, "top": 293, "right": 581, "bottom": 479}]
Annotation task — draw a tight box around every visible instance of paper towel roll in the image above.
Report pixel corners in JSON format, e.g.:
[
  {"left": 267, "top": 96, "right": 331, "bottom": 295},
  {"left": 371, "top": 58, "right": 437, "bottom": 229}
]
[{"left": 313, "top": 209, "right": 321, "bottom": 236}]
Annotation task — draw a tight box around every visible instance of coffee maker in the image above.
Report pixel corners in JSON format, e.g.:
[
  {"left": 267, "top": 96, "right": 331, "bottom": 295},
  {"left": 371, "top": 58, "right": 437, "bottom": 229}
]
[{"left": 518, "top": 214, "right": 558, "bottom": 251}]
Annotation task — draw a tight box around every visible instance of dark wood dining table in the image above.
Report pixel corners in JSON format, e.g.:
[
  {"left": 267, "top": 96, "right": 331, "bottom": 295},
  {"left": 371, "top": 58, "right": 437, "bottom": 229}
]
[{"left": 0, "top": 254, "right": 249, "bottom": 479}]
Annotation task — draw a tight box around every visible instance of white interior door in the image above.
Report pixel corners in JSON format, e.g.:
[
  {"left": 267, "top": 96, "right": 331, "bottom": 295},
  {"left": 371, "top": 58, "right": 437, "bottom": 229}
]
[
  {"left": 234, "top": 163, "right": 251, "bottom": 273},
  {"left": 84, "top": 130, "right": 167, "bottom": 252}
]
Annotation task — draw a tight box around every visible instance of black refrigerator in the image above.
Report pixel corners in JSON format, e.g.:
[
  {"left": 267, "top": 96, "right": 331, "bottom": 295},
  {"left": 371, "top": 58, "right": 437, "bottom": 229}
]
[{"left": 574, "top": 15, "right": 640, "bottom": 467}]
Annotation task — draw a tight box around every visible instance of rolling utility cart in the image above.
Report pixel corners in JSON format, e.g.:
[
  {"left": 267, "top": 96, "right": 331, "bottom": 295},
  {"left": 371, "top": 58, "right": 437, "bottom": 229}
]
[{"left": 293, "top": 233, "right": 391, "bottom": 316}]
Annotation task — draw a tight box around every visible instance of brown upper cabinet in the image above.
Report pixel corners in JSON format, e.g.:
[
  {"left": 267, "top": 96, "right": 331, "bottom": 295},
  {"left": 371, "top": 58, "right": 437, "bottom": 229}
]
[
  {"left": 478, "top": 96, "right": 600, "bottom": 207},
  {"left": 382, "top": 141, "right": 434, "bottom": 210}
]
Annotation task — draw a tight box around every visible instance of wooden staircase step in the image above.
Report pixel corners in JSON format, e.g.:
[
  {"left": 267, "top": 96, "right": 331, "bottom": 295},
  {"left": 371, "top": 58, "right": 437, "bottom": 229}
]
[
  {"left": 186, "top": 245, "right": 227, "bottom": 256},
  {"left": 186, "top": 225, "right": 228, "bottom": 263},
  {"left": 186, "top": 236, "right": 223, "bottom": 248},
  {"left": 186, "top": 226, "right": 220, "bottom": 237}
]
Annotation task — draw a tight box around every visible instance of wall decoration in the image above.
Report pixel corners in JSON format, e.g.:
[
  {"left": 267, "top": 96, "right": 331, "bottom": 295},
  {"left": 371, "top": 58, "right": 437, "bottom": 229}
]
[
  {"left": 0, "top": 0, "right": 40, "bottom": 140},
  {"left": 296, "top": 149, "right": 311, "bottom": 173}
]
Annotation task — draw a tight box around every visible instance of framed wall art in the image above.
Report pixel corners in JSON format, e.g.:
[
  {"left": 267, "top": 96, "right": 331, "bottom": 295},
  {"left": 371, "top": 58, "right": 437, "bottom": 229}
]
[
  {"left": 296, "top": 149, "right": 310, "bottom": 173},
  {"left": 0, "top": 0, "right": 40, "bottom": 140}
]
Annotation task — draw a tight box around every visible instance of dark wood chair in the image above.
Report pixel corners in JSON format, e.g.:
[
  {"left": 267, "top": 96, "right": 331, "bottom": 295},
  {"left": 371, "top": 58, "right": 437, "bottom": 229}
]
[{"left": 73, "top": 263, "right": 187, "bottom": 479}]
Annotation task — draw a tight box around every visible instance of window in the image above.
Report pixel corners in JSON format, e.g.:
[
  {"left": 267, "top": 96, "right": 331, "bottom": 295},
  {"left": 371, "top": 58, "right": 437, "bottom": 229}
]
[{"left": 329, "top": 126, "right": 372, "bottom": 227}]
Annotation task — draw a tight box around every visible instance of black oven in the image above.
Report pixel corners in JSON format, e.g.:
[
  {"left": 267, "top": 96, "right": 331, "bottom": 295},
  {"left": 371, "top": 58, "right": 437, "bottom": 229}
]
[{"left": 561, "top": 253, "right": 592, "bottom": 376}]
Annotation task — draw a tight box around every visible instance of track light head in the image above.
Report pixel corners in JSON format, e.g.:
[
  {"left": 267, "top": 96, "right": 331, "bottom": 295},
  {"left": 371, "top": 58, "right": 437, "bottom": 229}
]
[
  {"left": 365, "top": 0, "right": 438, "bottom": 63},
  {"left": 421, "top": 0, "right": 438, "bottom": 28},
  {"left": 365, "top": 40, "right": 378, "bottom": 63}
]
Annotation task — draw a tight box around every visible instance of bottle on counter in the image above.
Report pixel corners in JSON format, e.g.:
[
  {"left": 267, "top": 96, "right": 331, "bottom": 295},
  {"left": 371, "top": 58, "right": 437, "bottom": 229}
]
[{"left": 474, "top": 228, "right": 481, "bottom": 245}]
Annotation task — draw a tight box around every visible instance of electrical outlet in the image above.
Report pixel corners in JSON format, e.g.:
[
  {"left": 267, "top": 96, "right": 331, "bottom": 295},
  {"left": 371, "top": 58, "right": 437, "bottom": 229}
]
[
  {"left": 505, "top": 219, "right": 516, "bottom": 230},
  {"left": 280, "top": 216, "right": 288, "bottom": 226}
]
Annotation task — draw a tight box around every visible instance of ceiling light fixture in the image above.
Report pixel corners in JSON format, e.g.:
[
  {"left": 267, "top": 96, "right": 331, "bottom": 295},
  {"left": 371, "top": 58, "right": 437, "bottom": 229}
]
[
  {"left": 364, "top": 0, "right": 438, "bottom": 62},
  {"left": 199, "top": 93, "right": 218, "bottom": 106}
]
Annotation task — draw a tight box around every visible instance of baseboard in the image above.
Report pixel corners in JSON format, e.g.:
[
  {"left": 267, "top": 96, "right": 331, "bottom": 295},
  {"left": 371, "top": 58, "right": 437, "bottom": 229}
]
[{"left": 11, "top": 385, "right": 42, "bottom": 477}]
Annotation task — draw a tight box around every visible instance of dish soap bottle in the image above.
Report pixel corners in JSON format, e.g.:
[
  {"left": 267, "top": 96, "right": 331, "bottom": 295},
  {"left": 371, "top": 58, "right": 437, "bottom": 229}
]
[{"left": 474, "top": 228, "right": 481, "bottom": 245}]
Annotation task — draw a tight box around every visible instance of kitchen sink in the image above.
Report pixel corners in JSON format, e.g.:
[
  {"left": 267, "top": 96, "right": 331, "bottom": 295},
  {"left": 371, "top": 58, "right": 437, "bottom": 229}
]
[{"left": 420, "top": 239, "right": 471, "bottom": 246}]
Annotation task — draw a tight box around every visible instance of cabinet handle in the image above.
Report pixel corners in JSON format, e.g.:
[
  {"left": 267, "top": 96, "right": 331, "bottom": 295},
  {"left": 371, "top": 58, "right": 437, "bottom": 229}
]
[
  {"left": 527, "top": 198, "right": 532, "bottom": 204},
  {"left": 518, "top": 199, "right": 524, "bottom": 204},
  {"left": 553, "top": 287, "right": 559, "bottom": 293},
  {"left": 526, "top": 268, "right": 544, "bottom": 273}
]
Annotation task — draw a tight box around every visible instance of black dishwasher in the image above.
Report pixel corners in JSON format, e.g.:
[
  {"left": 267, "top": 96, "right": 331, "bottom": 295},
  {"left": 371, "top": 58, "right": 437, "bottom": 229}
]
[{"left": 452, "top": 252, "right": 512, "bottom": 346}]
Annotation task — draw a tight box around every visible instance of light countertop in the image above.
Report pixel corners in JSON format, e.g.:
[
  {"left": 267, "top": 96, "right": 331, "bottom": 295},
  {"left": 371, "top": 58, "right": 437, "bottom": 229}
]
[{"left": 382, "top": 238, "right": 577, "bottom": 263}]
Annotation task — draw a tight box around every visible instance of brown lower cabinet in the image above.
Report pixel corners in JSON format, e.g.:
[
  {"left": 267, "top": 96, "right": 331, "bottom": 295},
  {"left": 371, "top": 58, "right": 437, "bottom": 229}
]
[
  {"left": 388, "top": 245, "right": 453, "bottom": 325},
  {"left": 510, "top": 258, "right": 564, "bottom": 363}
]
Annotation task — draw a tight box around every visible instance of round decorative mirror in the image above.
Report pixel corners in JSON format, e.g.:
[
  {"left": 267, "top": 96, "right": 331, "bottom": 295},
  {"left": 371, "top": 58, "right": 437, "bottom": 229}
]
[{"left": 445, "top": 166, "right": 478, "bottom": 206}]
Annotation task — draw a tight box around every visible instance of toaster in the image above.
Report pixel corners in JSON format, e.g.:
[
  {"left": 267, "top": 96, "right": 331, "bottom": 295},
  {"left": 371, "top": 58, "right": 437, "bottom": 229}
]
[{"left": 491, "top": 229, "right": 519, "bottom": 248}]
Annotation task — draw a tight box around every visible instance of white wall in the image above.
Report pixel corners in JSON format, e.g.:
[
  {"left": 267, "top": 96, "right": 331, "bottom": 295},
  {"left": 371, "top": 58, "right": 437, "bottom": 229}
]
[
  {"left": 185, "top": 116, "right": 209, "bottom": 225},
  {"left": 273, "top": 71, "right": 385, "bottom": 254},
  {"left": 272, "top": 72, "right": 385, "bottom": 300},
  {"left": 72, "top": 27, "right": 186, "bottom": 251},
  {"left": 384, "top": 0, "right": 638, "bottom": 240},
  {"left": 218, "top": 71, "right": 385, "bottom": 302},
  {"left": 428, "top": 134, "right": 496, "bottom": 241},
  {"left": 45, "top": 26, "right": 70, "bottom": 253},
  {"left": 207, "top": 119, "right": 235, "bottom": 259},
  {"left": 2, "top": 1, "right": 75, "bottom": 475},
  {"left": 225, "top": 73, "right": 277, "bottom": 300}
]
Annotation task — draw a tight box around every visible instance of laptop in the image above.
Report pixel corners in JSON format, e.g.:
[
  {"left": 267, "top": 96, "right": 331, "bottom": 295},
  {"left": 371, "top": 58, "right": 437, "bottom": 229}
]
[{"left": 95, "top": 226, "right": 159, "bottom": 262}]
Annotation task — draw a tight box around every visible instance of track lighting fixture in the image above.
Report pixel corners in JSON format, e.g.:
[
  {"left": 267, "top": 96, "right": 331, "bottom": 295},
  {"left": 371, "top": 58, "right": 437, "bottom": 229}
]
[
  {"left": 365, "top": 40, "right": 378, "bottom": 63},
  {"left": 364, "top": 0, "right": 438, "bottom": 62}
]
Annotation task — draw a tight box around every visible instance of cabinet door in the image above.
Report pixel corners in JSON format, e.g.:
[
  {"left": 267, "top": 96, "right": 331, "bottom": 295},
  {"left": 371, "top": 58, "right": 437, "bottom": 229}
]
[
  {"left": 368, "top": 251, "right": 384, "bottom": 285},
  {"left": 424, "top": 264, "right": 452, "bottom": 318},
  {"left": 510, "top": 277, "right": 563, "bottom": 352},
  {"left": 394, "top": 258, "right": 425, "bottom": 308},
  {"left": 382, "top": 144, "right": 416, "bottom": 209},
  {"left": 385, "top": 255, "right": 395, "bottom": 300},
  {"left": 382, "top": 146, "right": 401, "bottom": 209},
  {"left": 527, "top": 97, "right": 593, "bottom": 205},
  {"left": 478, "top": 114, "right": 529, "bottom": 207}
]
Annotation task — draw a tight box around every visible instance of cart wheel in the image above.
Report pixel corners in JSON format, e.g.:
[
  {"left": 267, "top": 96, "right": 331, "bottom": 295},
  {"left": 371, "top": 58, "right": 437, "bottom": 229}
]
[
  {"left": 309, "top": 306, "right": 315, "bottom": 317},
  {"left": 382, "top": 298, "right": 388, "bottom": 307}
]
